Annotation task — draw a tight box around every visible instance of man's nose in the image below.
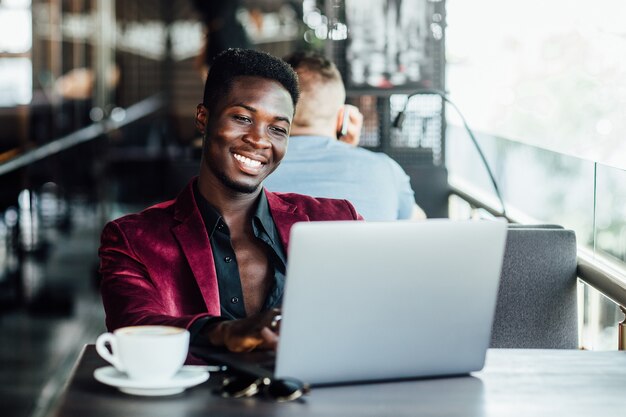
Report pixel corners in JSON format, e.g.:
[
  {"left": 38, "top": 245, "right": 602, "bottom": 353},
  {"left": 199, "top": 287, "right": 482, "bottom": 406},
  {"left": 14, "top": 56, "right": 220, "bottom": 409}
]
[{"left": 243, "top": 126, "right": 271, "bottom": 148}]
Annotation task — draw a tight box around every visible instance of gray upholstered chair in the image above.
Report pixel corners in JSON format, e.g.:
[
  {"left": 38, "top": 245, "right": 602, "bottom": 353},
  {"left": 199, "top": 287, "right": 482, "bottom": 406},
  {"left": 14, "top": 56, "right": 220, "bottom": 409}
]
[{"left": 490, "top": 225, "right": 578, "bottom": 349}]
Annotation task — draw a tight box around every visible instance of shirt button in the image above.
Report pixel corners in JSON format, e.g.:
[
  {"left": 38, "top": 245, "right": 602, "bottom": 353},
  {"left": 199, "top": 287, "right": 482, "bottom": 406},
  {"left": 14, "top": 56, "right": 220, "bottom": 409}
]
[
  {"left": 230, "top": 296, "right": 239, "bottom": 304},
  {"left": 217, "top": 223, "right": 224, "bottom": 230},
  {"left": 224, "top": 256, "right": 232, "bottom": 263}
]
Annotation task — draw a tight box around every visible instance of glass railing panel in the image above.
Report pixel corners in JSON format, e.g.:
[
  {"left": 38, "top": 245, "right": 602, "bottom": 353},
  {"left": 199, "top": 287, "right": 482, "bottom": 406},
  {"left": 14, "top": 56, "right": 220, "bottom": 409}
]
[
  {"left": 446, "top": 125, "right": 596, "bottom": 243},
  {"left": 594, "top": 163, "right": 626, "bottom": 264},
  {"left": 584, "top": 163, "right": 626, "bottom": 349}
]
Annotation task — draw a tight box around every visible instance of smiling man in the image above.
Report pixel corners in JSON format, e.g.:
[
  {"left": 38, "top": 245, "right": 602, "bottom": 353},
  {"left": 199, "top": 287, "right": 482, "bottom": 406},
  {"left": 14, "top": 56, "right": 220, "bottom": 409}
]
[{"left": 98, "top": 49, "right": 362, "bottom": 352}]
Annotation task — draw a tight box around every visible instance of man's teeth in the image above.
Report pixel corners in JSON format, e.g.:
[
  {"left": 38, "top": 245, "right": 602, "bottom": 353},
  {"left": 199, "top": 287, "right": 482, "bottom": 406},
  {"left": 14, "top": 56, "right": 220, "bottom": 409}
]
[{"left": 234, "top": 154, "right": 262, "bottom": 167}]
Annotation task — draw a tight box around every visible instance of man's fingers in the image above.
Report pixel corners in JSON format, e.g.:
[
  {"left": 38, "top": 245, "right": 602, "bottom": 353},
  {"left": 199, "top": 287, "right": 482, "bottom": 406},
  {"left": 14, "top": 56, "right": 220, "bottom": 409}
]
[
  {"left": 260, "top": 327, "right": 279, "bottom": 350},
  {"left": 348, "top": 106, "right": 364, "bottom": 125},
  {"left": 339, "top": 105, "right": 363, "bottom": 146}
]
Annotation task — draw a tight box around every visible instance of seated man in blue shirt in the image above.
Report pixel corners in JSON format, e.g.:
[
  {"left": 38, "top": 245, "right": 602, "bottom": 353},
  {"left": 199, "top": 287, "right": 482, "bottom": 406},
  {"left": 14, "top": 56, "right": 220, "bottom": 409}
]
[{"left": 263, "top": 51, "right": 425, "bottom": 221}]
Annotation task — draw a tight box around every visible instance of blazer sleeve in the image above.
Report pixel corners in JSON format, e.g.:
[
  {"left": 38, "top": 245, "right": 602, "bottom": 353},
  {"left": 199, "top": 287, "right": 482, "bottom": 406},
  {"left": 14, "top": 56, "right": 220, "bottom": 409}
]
[
  {"left": 349, "top": 200, "right": 365, "bottom": 221},
  {"left": 98, "top": 221, "right": 212, "bottom": 331}
]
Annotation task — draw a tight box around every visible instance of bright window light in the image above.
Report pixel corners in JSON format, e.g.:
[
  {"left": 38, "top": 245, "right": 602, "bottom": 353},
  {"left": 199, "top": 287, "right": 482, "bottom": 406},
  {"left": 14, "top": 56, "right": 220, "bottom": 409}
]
[
  {"left": 2, "top": 0, "right": 32, "bottom": 7},
  {"left": 0, "top": 8, "right": 31, "bottom": 53},
  {"left": 0, "top": 58, "right": 32, "bottom": 106},
  {"left": 446, "top": 0, "right": 626, "bottom": 168}
]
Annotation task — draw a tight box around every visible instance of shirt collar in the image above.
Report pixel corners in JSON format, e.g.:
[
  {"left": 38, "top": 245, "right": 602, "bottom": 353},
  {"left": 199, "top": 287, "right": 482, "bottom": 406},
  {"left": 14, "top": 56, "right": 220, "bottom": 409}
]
[
  {"left": 193, "top": 181, "right": 277, "bottom": 243},
  {"left": 193, "top": 182, "right": 223, "bottom": 237}
]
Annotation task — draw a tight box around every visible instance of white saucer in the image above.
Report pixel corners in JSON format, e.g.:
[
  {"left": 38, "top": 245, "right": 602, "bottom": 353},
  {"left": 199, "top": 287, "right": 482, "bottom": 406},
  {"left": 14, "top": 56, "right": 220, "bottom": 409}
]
[{"left": 94, "top": 366, "right": 210, "bottom": 396}]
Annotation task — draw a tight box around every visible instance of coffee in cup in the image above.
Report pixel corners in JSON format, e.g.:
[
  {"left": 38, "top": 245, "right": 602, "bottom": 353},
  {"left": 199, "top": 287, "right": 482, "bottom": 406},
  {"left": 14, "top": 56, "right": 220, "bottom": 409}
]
[{"left": 96, "top": 325, "right": 190, "bottom": 382}]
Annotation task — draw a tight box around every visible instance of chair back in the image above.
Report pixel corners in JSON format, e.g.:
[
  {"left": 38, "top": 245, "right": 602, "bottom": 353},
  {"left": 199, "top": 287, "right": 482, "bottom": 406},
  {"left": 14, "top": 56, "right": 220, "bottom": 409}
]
[{"left": 490, "top": 225, "right": 578, "bottom": 349}]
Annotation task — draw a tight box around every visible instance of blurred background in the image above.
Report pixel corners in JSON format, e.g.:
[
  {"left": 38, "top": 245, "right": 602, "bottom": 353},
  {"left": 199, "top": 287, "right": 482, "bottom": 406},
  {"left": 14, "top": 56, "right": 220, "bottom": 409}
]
[{"left": 1, "top": 1, "right": 626, "bottom": 416}]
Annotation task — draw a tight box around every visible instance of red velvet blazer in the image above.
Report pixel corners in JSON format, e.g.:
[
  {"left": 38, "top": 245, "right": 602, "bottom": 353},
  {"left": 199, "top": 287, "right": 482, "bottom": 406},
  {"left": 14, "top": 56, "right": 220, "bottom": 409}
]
[{"left": 99, "top": 179, "right": 362, "bottom": 331}]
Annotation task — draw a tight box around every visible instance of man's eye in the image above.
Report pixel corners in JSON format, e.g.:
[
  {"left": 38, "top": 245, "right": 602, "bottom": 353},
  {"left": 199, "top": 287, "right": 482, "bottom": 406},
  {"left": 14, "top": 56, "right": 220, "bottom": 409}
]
[
  {"left": 270, "top": 126, "right": 288, "bottom": 136},
  {"left": 233, "top": 115, "right": 251, "bottom": 123}
]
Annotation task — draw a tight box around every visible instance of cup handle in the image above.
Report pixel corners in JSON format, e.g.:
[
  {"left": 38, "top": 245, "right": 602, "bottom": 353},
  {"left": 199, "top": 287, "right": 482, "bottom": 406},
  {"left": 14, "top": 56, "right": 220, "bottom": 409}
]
[{"left": 95, "top": 332, "right": 125, "bottom": 372}]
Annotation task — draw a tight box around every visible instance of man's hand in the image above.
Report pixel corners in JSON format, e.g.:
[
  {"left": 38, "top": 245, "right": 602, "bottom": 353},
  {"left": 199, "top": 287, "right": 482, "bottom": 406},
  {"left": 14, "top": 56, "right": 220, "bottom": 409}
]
[
  {"left": 337, "top": 104, "right": 364, "bottom": 147},
  {"left": 410, "top": 203, "right": 427, "bottom": 220},
  {"left": 206, "top": 308, "right": 281, "bottom": 353}
]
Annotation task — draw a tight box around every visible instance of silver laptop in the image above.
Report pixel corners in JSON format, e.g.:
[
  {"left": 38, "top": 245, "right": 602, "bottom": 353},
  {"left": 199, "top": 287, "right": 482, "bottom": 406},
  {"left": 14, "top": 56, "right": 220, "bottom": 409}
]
[{"left": 195, "top": 219, "right": 508, "bottom": 386}]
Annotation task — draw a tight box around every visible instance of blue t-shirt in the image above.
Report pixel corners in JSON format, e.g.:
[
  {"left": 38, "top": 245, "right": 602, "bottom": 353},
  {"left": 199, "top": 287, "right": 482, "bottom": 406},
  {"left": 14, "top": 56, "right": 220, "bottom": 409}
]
[{"left": 264, "top": 136, "right": 415, "bottom": 221}]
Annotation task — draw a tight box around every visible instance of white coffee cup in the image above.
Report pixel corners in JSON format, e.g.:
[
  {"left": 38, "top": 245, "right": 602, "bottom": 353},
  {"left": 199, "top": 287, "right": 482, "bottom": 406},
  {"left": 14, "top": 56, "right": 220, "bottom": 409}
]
[{"left": 96, "top": 325, "right": 190, "bottom": 382}]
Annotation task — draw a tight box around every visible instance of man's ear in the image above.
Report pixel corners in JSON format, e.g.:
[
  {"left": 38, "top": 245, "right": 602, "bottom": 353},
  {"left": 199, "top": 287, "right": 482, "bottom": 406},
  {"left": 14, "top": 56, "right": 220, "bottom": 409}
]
[{"left": 195, "top": 104, "right": 208, "bottom": 134}]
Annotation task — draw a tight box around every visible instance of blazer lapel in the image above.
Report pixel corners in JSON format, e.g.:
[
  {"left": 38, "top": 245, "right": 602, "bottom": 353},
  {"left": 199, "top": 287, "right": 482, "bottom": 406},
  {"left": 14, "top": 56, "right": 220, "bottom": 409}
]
[
  {"left": 265, "top": 189, "right": 309, "bottom": 252},
  {"left": 171, "top": 181, "right": 221, "bottom": 316},
  {"left": 169, "top": 185, "right": 308, "bottom": 315}
]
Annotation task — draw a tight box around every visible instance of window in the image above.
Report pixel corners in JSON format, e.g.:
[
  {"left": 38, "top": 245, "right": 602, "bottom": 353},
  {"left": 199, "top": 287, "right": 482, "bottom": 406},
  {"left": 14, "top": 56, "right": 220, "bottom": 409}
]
[
  {"left": 0, "top": 0, "right": 32, "bottom": 106},
  {"left": 446, "top": 0, "right": 626, "bottom": 170}
]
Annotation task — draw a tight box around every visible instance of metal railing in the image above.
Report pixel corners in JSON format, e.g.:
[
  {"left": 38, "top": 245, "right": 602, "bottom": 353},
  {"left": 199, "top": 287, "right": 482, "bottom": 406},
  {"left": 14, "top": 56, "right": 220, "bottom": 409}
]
[{"left": 0, "top": 94, "right": 163, "bottom": 177}]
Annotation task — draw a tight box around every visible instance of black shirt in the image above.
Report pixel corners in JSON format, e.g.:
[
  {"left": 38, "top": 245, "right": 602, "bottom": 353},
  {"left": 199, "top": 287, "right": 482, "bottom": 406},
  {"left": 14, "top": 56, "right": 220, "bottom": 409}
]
[{"left": 189, "top": 183, "right": 287, "bottom": 343}]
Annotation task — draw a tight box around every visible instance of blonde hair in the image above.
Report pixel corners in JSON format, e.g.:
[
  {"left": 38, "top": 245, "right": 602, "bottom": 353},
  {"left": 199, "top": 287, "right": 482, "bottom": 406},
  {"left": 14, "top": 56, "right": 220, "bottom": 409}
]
[{"left": 284, "top": 51, "right": 346, "bottom": 130}]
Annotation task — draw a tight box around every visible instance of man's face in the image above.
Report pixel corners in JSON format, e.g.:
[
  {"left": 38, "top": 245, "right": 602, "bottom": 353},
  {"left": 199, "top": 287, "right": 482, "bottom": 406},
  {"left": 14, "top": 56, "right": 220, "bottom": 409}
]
[{"left": 200, "top": 76, "right": 293, "bottom": 194}]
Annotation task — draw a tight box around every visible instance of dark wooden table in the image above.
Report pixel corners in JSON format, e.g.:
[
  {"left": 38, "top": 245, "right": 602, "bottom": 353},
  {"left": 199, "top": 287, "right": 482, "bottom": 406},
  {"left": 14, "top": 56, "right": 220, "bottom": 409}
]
[{"left": 50, "top": 345, "right": 626, "bottom": 417}]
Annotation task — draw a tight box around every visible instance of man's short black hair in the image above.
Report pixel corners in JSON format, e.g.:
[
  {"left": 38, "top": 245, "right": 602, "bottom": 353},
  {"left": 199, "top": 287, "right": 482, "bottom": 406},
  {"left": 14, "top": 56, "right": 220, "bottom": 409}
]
[{"left": 203, "top": 48, "right": 299, "bottom": 111}]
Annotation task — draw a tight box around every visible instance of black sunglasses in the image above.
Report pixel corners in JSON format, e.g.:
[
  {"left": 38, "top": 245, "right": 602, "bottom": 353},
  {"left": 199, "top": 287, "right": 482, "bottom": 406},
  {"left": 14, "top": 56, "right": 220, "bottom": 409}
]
[{"left": 217, "top": 374, "right": 310, "bottom": 402}]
